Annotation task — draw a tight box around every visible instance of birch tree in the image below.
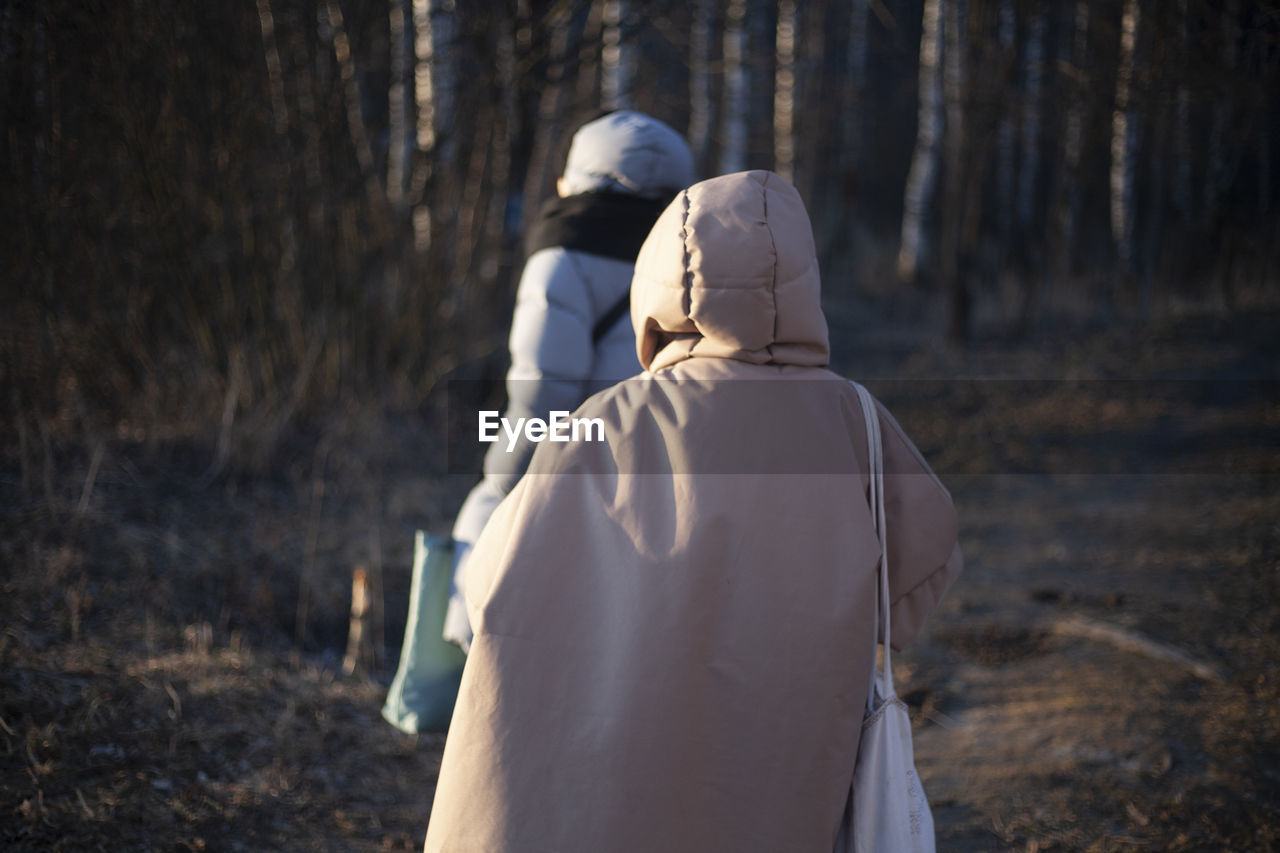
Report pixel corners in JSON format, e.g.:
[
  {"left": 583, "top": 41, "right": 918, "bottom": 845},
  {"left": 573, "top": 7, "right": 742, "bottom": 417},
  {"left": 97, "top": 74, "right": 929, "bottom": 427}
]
[
  {"left": 255, "top": 0, "right": 290, "bottom": 140},
  {"left": 896, "top": 0, "right": 944, "bottom": 283},
  {"left": 255, "top": 0, "right": 313, "bottom": 363},
  {"left": 484, "top": 7, "right": 519, "bottom": 287},
  {"left": 1110, "top": 0, "right": 1141, "bottom": 272},
  {"left": 795, "top": 1, "right": 832, "bottom": 249},
  {"left": 1203, "top": 0, "right": 1240, "bottom": 229},
  {"left": 523, "top": 2, "right": 577, "bottom": 227},
  {"left": 1017, "top": 8, "right": 1044, "bottom": 235},
  {"left": 0, "top": 4, "right": 13, "bottom": 68},
  {"left": 994, "top": 0, "right": 1015, "bottom": 245},
  {"left": 324, "top": 0, "right": 383, "bottom": 219},
  {"left": 840, "top": 0, "right": 869, "bottom": 180},
  {"left": 12, "top": 0, "right": 1280, "bottom": 442},
  {"left": 1257, "top": 11, "right": 1278, "bottom": 217},
  {"left": 31, "top": 18, "right": 46, "bottom": 193},
  {"left": 292, "top": 11, "right": 324, "bottom": 231},
  {"left": 1172, "top": 0, "right": 1193, "bottom": 224},
  {"left": 254, "top": 0, "right": 298, "bottom": 281},
  {"left": 1139, "top": 11, "right": 1172, "bottom": 319},
  {"left": 1053, "top": 1, "right": 1090, "bottom": 285},
  {"left": 940, "top": 0, "right": 970, "bottom": 339},
  {"left": 773, "top": 0, "right": 797, "bottom": 183},
  {"left": 410, "top": 0, "right": 454, "bottom": 252},
  {"left": 601, "top": 0, "right": 632, "bottom": 109},
  {"left": 388, "top": 0, "right": 410, "bottom": 211},
  {"left": 689, "top": 0, "right": 716, "bottom": 176},
  {"left": 719, "top": 0, "right": 750, "bottom": 175},
  {"left": 1260, "top": 111, "right": 1272, "bottom": 218},
  {"left": 942, "top": 0, "right": 964, "bottom": 168},
  {"left": 576, "top": 0, "right": 604, "bottom": 108}
]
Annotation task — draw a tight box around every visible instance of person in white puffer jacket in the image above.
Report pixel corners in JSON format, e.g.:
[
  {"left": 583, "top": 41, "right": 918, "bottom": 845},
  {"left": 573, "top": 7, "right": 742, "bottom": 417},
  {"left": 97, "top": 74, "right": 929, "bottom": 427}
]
[{"left": 444, "top": 110, "right": 696, "bottom": 650}]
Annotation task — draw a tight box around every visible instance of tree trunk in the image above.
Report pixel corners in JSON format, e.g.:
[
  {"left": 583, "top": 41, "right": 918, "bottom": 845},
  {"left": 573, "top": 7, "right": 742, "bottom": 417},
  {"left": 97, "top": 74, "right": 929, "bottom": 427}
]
[
  {"left": 1017, "top": 8, "right": 1044, "bottom": 235},
  {"left": 840, "top": 0, "right": 869, "bottom": 181},
  {"left": 1110, "top": 0, "right": 1140, "bottom": 276},
  {"left": 773, "top": 0, "right": 797, "bottom": 183},
  {"left": 797, "top": 2, "right": 831, "bottom": 256},
  {"left": 719, "top": 0, "right": 750, "bottom": 175},
  {"left": 1141, "top": 93, "right": 1169, "bottom": 321},
  {"left": 1012, "top": 4, "right": 1047, "bottom": 330},
  {"left": 576, "top": 0, "right": 604, "bottom": 109},
  {"left": 484, "top": 7, "right": 518, "bottom": 307},
  {"left": 0, "top": 5, "right": 15, "bottom": 68},
  {"left": 689, "top": 0, "right": 716, "bottom": 177},
  {"left": 994, "top": 0, "right": 1015, "bottom": 247},
  {"left": 255, "top": 0, "right": 290, "bottom": 139},
  {"left": 601, "top": 0, "right": 632, "bottom": 109},
  {"left": 410, "top": 0, "right": 455, "bottom": 253},
  {"left": 254, "top": 0, "right": 296, "bottom": 230},
  {"left": 522, "top": 3, "right": 577, "bottom": 232},
  {"left": 324, "top": 0, "right": 385, "bottom": 223},
  {"left": 1203, "top": 0, "right": 1239, "bottom": 230},
  {"left": 1261, "top": 120, "right": 1272, "bottom": 217},
  {"left": 896, "top": 0, "right": 944, "bottom": 284},
  {"left": 291, "top": 13, "right": 325, "bottom": 233},
  {"left": 942, "top": 0, "right": 964, "bottom": 171},
  {"left": 1172, "top": 0, "right": 1192, "bottom": 224},
  {"left": 388, "top": 0, "right": 410, "bottom": 212},
  {"left": 1052, "top": 0, "right": 1090, "bottom": 297},
  {"left": 452, "top": 119, "right": 494, "bottom": 313},
  {"left": 940, "top": 0, "right": 966, "bottom": 340}
]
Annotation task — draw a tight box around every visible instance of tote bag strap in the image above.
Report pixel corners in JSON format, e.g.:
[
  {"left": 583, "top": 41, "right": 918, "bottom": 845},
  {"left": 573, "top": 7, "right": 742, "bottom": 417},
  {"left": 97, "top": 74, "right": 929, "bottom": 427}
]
[{"left": 850, "top": 381, "right": 896, "bottom": 711}]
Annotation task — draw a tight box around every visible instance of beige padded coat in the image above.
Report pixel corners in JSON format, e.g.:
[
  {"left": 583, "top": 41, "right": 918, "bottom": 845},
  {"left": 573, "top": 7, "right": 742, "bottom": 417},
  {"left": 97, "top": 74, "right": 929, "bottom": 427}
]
[{"left": 424, "top": 171, "right": 963, "bottom": 853}]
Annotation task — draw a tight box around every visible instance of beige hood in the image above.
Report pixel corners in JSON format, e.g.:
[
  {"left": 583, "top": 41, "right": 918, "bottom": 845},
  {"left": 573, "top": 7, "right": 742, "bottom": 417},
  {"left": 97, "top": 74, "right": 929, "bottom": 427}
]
[{"left": 632, "top": 169, "right": 831, "bottom": 373}]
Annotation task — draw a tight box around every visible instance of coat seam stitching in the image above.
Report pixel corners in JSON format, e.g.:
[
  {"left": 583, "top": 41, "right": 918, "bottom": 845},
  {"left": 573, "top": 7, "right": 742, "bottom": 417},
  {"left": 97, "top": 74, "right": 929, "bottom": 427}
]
[
  {"left": 680, "top": 190, "right": 699, "bottom": 357},
  {"left": 762, "top": 172, "right": 780, "bottom": 361}
]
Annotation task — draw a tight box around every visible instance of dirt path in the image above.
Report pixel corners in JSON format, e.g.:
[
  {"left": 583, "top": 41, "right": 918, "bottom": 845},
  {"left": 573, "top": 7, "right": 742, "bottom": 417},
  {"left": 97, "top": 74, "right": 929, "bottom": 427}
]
[
  {"left": 4, "top": 318, "right": 1278, "bottom": 850},
  {"left": 906, "top": 473, "right": 1279, "bottom": 850}
]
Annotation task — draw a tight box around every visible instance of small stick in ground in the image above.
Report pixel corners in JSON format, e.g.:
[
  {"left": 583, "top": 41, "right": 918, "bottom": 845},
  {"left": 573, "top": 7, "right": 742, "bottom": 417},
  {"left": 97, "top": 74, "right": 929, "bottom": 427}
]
[{"left": 344, "top": 566, "right": 374, "bottom": 676}]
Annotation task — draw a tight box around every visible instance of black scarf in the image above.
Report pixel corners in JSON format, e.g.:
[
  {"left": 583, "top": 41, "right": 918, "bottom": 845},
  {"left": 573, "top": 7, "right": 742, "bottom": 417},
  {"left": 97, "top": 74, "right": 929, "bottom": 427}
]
[{"left": 523, "top": 191, "right": 671, "bottom": 262}]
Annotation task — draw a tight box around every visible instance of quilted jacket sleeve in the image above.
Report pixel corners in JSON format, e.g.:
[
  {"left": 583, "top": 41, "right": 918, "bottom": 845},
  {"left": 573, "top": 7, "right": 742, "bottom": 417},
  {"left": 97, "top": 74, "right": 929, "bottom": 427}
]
[
  {"left": 877, "top": 399, "right": 963, "bottom": 650},
  {"left": 481, "top": 247, "right": 597, "bottom": 496}
]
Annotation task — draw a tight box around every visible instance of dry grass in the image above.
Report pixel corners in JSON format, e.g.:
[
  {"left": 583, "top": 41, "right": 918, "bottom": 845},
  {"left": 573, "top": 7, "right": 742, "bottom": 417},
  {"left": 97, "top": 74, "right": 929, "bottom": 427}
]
[{"left": 3, "top": 313, "right": 1278, "bottom": 850}]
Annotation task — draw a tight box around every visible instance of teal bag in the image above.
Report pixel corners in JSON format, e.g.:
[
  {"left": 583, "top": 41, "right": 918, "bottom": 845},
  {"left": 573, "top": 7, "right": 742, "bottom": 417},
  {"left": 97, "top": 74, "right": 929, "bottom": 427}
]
[{"left": 382, "top": 531, "right": 467, "bottom": 734}]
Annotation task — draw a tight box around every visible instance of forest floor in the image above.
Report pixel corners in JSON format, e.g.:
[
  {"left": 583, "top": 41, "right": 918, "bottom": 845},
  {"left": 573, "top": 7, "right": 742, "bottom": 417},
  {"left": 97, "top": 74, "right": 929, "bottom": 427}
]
[{"left": 3, "top": 309, "right": 1278, "bottom": 851}]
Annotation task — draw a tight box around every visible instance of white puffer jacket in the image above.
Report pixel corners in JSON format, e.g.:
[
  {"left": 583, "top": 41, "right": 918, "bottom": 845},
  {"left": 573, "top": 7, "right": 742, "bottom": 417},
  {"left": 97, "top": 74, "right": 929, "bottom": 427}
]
[
  {"left": 451, "top": 247, "right": 640, "bottom": 545},
  {"left": 449, "top": 113, "right": 695, "bottom": 640}
]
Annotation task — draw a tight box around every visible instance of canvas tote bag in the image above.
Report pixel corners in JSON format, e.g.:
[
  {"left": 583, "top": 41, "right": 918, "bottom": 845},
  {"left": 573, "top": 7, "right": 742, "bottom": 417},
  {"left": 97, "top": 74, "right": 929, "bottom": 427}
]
[
  {"left": 382, "top": 531, "right": 466, "bottom": 734},
  {"left": 835, "top": 381, "right": 935, "bottom": 853}
]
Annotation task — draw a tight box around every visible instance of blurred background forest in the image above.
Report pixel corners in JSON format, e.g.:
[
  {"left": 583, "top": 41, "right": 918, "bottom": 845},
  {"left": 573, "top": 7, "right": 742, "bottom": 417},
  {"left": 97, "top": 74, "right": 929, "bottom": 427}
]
[
  {"left": 3, "top": 1, "right": 1280, "bottom": 849},
  {"left": 4, "top": 0, "right": 1278, "bottom": 463}
]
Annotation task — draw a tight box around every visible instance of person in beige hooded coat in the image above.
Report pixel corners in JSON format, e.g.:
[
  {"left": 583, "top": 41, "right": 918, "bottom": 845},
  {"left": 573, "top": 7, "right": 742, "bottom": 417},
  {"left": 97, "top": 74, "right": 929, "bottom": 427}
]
[{"left": 424, "top": 170, "right": 962, "bottom": 852}]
